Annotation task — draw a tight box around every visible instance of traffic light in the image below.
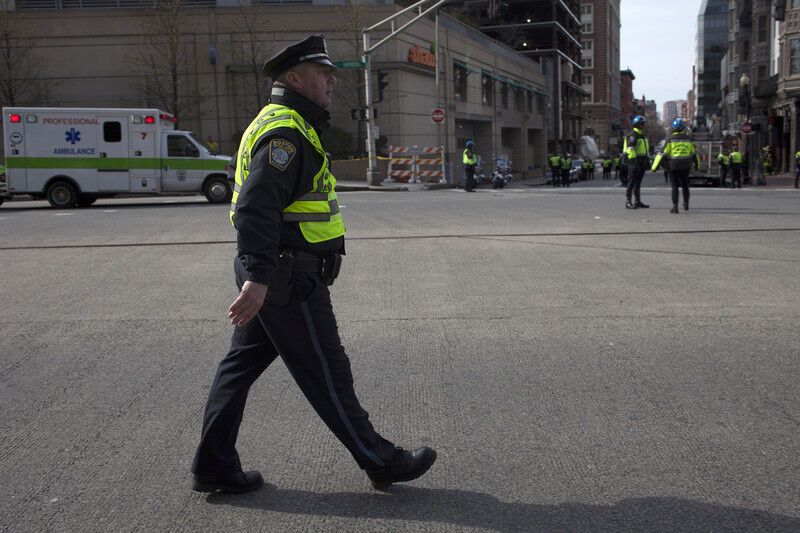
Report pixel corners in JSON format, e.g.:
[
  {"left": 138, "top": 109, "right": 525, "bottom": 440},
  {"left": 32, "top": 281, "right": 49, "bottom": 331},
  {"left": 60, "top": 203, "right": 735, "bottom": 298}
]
[{"left": 377, "top": 71, "right": 389, "bottom": 103}]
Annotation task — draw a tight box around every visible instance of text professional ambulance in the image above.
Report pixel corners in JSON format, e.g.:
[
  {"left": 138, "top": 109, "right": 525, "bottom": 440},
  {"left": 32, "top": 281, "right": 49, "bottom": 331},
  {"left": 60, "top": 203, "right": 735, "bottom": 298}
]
[{"left": 1, "top": 107, "right": 231, "bottom": 208}]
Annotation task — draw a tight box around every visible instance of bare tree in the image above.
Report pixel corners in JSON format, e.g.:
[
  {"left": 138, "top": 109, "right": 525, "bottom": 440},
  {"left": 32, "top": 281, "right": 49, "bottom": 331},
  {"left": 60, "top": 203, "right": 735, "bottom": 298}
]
[
  {"left": 227, "top": 3, "right": 280, "bottom": 119},
  {"left": 125, "top": 0, "right": 202, "bottom": 127},
  {"left": 0, "top": 3, "right": 47, "bottom": 107}
]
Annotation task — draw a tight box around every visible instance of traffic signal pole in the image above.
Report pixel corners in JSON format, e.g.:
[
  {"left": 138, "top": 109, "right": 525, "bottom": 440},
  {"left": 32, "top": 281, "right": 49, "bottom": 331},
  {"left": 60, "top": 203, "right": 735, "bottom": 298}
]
[{"left": 362, "top": 0, "right": 447, "bottom": 186}]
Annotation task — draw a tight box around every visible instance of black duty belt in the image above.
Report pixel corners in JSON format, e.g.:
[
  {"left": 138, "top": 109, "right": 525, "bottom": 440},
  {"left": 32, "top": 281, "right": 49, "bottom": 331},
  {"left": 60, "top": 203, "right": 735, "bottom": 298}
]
[{"left": 284, "top": 249, "right": 343, "bottom": 285}]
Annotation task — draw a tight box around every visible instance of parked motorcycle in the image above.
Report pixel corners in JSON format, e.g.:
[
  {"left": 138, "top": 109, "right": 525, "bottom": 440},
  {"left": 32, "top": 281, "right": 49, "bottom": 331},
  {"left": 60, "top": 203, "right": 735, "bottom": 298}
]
[
  {"left": 474, "top": 157, "right": 486, "bottom": 187},
  {"left": 491, "top": 158, "right": 512, "bottom": 188}
]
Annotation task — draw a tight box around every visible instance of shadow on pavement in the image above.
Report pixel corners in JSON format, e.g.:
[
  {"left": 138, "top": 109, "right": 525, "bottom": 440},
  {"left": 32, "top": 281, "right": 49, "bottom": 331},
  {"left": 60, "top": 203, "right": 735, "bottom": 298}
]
[{"left": 206, "top": 485, "right": 800, "bottom": 531}]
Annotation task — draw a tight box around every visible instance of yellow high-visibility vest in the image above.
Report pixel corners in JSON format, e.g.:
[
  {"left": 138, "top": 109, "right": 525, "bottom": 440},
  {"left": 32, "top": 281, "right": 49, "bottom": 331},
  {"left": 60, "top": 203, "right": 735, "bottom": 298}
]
[{"left": 230, "top": 103, "right": 345, "bottom": 244}]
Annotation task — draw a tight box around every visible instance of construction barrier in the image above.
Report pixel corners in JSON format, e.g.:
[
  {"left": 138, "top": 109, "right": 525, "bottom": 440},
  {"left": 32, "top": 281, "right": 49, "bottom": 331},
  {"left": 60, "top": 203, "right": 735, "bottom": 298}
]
[
  {"left": 386, "top": 145, "right": 415, "bottom": 182},
  {"left": 385, "top": 145, "right": 447, "bottom": 184}
]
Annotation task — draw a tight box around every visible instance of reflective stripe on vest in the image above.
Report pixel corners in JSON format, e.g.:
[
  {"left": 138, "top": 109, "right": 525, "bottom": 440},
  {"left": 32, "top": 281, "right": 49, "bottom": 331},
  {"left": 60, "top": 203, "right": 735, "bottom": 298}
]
[{"left": 230, "top": 103, "right": 346, "bottom": 244}]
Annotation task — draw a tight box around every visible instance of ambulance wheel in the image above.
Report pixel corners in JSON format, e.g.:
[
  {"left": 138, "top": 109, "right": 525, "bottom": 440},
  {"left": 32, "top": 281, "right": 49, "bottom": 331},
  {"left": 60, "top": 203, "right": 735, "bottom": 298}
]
[
  {"left": 46, "top": 181, "right": 78, "bottom": 209},
  {"left": 77, "top": 195, "right": 98, "bottom": 207},
  {"left": 204, "top": 177, "right": 231, "bottom": 203}
]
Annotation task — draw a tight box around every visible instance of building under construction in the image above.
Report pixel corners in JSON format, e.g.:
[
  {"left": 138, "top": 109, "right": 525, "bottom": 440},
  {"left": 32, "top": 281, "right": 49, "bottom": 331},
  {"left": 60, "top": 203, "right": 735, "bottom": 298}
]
[{"left": 446, "top": 0, "right": 586, "bottom": 153}]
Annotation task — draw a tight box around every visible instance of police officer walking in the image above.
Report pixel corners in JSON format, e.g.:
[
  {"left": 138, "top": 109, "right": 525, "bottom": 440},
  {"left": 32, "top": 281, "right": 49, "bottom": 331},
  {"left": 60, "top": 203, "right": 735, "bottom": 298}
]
[
  {"left": 729, "top": 146, "right": 743, "bottom": 189},
  {"left": 191, "top": 34, "right": 436, "bottom": 494},
  {"left": 463, "top": 140, "right": 478, "bottom": 192},
  {"left": 652, "top": 118, "right": 700, "bottom": 213},
  {"left": 623, "top": 115, "right": 650, "bottom": 209}
]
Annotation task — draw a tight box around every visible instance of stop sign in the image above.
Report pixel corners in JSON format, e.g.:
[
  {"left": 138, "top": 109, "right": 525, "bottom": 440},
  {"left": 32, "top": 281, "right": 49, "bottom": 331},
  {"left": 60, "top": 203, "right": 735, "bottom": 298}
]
[
  {"left": 431, "top": 108, "right": 445, "bottom": 124},
  {"left": 741, "top": 122, "right": 752, "bottom": 133}
]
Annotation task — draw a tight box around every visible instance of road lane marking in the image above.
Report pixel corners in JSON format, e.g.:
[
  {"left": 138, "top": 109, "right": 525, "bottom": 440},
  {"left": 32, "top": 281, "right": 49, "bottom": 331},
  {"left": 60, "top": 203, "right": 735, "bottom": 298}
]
[{"left": 54, "top": 213, "right": 76, "bottom": 216}]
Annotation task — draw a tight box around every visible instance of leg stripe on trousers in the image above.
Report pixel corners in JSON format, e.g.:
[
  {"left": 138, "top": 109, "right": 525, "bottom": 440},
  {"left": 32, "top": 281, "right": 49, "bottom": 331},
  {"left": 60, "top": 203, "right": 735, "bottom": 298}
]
[{"left": 300, "top": 302, "right": 386, "bottom": 467}]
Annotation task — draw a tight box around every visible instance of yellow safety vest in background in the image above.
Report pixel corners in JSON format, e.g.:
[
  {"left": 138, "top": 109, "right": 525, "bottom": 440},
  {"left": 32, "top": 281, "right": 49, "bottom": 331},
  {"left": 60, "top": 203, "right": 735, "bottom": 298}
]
[
  {"left": 230, "top": 103, "right": 345, "bottom": 244},
  {"left": 463, "top": 149, "right": 477, "bottom": 165}
]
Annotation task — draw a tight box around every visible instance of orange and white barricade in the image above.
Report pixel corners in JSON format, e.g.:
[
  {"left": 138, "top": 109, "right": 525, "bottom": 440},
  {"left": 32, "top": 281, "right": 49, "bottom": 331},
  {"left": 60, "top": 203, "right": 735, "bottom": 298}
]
[
  {"left": 414, "top": 146, "right": 446, "bottom": 184},
  {"left": 386, "top": 145, "right": 415, "bottom": 182}
]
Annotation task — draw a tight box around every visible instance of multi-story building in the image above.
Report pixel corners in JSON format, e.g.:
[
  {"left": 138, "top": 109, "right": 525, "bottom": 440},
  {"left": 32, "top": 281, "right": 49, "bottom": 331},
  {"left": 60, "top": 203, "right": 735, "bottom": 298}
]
[
  {"left": 579, "top": 0, "right": 621, "bottom": 155},
  {"left": 696, "top": 0, "right": 729, "bottom": 122},
  {"left": 448, "top": 0, "right": 586, "bottom": 153},
  {"left": 775, "top": 0, "right": 800, "bottom": 172},
  {"left": 0, "top": 2, "right": 548, "bottom": 182},
  {"left": 722, "top": 0, "right": 781, "bottom": 176},
  {"left": 662, "top": 100, "right": 688, "bottom": 126}
]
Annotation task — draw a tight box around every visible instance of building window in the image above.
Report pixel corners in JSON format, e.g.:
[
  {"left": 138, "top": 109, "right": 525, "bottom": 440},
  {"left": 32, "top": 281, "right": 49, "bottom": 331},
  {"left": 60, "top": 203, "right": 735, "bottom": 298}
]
[
  {"left": 757, "top": 65, "right": 767, "bottom": 83},
  {"left": 514, "top": 86, "right": 524, "bottom": 111},
  {"left": 582, "top": 40, "right": 593, "bottom": 51},
  {"left": 793, "top": 0, "right": 800, "bottom": 7},
  {"left": 581, "top": 58, "right": 593, "bottom": 68},
  {"left": 757, "top": 15, "right": 768, "bottom": 43},
  {"left": 580, "top": 4, "right": 592, "bottom": 15},
  {"left": 454, "top": 63, "right": 468, "bottom": 102},
  {"left": 481, "top": 73, "right": 493, "bottom": 105},
  {"left": 741, "top": 39, "right": 750, "bottom": 62},
  {"left": 582, "top": 74, "right": 593, "bottom": 103},
  {"left": 103, "top": 122, "right": 121, "bottom": 142},
  {"left": 501, "top": 83, "right": 509, "bottom": 109},
  {"left": 582, "top": 22, "right": 593, "bottom": 33},
  {"left": 791, "top": 39, "right": 800, "bottom": 74}
]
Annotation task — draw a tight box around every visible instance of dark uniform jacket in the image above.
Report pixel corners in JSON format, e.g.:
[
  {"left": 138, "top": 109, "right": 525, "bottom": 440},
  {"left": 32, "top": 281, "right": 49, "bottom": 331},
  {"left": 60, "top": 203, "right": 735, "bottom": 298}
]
[{"left": 233, "top": 88, "right": 344, "bottom": 285}]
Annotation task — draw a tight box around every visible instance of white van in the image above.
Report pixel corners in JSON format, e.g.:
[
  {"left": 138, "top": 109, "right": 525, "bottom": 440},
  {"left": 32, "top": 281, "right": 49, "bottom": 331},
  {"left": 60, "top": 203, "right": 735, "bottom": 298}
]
[{"left": 1, "top": 107, "right": 231, "bottom": 207}]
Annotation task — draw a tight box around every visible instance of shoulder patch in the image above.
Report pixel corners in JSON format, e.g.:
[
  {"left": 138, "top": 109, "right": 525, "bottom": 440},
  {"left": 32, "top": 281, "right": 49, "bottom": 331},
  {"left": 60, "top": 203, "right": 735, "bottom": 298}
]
[{"left": 268, "top": 138, "right": 297, "bottom": 171}]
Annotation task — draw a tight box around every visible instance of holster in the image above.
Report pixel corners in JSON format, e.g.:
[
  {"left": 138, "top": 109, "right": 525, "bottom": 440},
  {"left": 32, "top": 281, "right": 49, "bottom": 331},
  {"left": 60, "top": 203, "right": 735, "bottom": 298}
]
[
  {"left": 265, "top": 250, "right": 294, "bottom": 306},
  {"left": 320, "top": 253, "right": 342, "bottom": 286}
]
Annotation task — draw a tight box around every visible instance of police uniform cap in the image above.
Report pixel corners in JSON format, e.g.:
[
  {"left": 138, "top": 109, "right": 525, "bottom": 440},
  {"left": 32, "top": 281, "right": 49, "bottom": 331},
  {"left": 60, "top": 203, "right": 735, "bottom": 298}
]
[{"left": 262, "top": 34, "right": 337, "bottom": 78}]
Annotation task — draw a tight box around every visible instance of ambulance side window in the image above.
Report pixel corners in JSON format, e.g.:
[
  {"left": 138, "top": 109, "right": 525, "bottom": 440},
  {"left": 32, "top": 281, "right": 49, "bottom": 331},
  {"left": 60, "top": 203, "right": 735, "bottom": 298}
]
[
  {"left": 168, "top": 135, "right": 199, "bottom": 158},
  {"left": 103, "top": 122, "right": 122, "bottom": 142}
]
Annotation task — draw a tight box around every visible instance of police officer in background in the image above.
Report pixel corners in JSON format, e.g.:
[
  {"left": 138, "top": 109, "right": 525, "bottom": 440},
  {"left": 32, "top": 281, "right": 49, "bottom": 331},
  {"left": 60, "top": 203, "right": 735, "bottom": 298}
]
[
  {"left": 623, "top": 115, "right": 650, "bottom": 209},
  {"left": 191, "top": 34, "right": 436, "bottom": 494},
  {"left": 560, "top": 151, "right": 572, "bottom": 187},
  {"left": 729, "top": 146, "right": 743, "bottom": 189},
  {"left": 717, "top": 149, "right": 730, "bottom": 188},
  {"left": 549, "top": 151, "right": 562, "bottom": 187},
  {"left": 795, "top": 148, "right": 800, "bottom": 188},
  {"left": 652, "top": 118, "right": 700, "bottom": 213},
  {"left": 463, "top": 140, "right": 478, "bottom": 192}
]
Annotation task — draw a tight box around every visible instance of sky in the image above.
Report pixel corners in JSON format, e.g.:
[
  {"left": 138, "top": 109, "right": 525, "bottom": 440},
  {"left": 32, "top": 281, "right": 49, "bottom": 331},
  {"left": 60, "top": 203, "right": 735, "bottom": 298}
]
[{"left": 620, "top": 0, "right": 703, "bottom": 111}]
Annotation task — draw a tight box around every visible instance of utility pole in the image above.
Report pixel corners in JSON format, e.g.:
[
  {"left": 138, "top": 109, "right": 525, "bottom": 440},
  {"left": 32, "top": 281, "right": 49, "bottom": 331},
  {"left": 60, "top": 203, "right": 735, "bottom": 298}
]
[{"left": 362, "top": 0, "right": 447, "bottom": 186}]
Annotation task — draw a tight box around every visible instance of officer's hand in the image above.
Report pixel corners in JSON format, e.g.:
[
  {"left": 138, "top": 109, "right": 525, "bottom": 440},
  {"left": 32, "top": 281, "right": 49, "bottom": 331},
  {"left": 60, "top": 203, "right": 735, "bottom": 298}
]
[{"left": 228, "top": 280, "right": 268, "bottom": 326}]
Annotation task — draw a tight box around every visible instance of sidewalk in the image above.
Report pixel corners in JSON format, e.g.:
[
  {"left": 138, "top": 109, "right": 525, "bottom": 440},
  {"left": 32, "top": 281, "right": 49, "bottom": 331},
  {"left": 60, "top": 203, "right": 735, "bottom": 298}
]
[
  {"left": 336, "top": 174, "right": 551, "bottom": 192},
  {"left": 759, "top": 172, "right": 799, "bottom": 189}
]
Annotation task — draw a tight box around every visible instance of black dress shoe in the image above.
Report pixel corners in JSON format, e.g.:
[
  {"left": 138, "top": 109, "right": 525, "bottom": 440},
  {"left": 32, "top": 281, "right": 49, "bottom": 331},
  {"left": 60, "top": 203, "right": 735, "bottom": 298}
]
[
  {"left": 683, "top": 203, "right": 689, "bottom": 211},
  {"left": 670, "top": 207, "right": 679, "bottom": 214},
  {"left": 635, "top": 201, "right": 650, "bottom": 208},
  {"left": 366, "top": 446, "right": 437, "bottom": 490},
  {"left": 192, "top": 470, "right": 263, "bottom": 494},
  {"left": 625, "top": 201, "right": 637, "bottom": 209}
]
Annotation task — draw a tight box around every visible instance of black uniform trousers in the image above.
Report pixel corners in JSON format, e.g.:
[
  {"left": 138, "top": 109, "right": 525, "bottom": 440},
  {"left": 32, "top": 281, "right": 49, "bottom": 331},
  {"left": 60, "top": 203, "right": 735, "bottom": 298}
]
[
  {"left": 561, "top": 168, "right": 571, "bottom": 187},
  {"left": 625, "top": 163, "right": 646, "bottom": 203},
  {"left": 731, "top": 163, "right": 742, "bottom": 188},
  {"left": 619, "top": 164, "right": 628, "bottom": 186},
  {"left": 464, "top": 166, "right": 475, "bottom": 191},
  {"left": 670, "top": 168, "right": 690, "bottom": 208},
  {"left": 720, "top": 165, "right": 728, "bottom": 187},
  {"left": 550, "top": 165, "right": 560, "bottom": 186},
  {"left": 192, "top": 258, "right": 396, "bottom": 476}
]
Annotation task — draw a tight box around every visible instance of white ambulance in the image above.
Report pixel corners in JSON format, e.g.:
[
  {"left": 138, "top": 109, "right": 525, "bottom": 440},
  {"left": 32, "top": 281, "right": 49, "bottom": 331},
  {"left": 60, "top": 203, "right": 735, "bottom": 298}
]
[{"left": 1, "top": 107, "right": 232, "bottom": 208}]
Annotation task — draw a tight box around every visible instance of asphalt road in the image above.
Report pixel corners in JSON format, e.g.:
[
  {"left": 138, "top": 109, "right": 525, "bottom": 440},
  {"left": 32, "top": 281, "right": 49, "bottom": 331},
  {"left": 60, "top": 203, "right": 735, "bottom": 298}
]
[{"left": 1, "top": 173, "right": 799, "bottom": 532}]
